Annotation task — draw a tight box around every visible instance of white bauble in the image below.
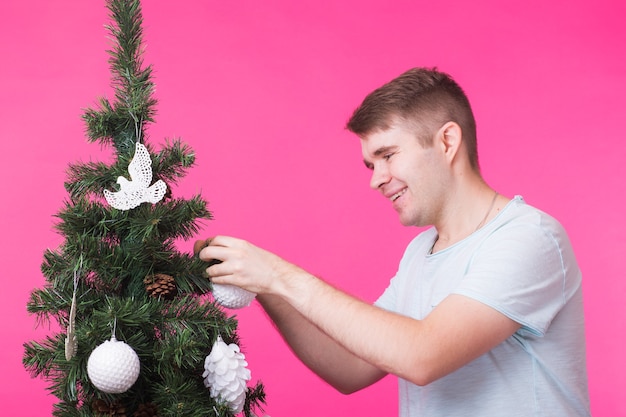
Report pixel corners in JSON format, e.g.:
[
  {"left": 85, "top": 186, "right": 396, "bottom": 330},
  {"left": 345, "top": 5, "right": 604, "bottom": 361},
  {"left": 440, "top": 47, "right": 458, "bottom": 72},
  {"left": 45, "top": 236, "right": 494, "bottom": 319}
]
[
  {"left": 212, "top": 283, "right": 256, "bottom": 309},
  {"left": 87, "top": 336, "right": 140, "bottom": 394},
  {"left": 203, "top": 335, "right": 251, "bottom": 414}
]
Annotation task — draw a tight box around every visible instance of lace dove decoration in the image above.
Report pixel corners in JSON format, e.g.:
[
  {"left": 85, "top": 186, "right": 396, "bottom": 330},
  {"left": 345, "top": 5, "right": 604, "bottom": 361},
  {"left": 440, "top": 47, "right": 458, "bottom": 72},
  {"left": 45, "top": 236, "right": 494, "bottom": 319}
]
[{"left": 104, "top": 142, "right": 167, "bottom": 210}]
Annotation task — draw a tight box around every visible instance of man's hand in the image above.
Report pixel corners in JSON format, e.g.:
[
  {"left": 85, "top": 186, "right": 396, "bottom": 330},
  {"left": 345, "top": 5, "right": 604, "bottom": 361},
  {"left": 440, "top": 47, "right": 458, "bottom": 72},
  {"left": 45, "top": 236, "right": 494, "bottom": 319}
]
[{"left": 194, "top": 235, "right": 300, "bottom": 297}]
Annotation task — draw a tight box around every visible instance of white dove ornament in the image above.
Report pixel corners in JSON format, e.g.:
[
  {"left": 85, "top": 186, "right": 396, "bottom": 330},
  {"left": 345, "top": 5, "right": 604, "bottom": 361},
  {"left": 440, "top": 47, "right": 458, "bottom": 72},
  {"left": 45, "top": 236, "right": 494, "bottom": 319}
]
[{"left": 104, "top": 142, "right": 167, "bottom": 210}]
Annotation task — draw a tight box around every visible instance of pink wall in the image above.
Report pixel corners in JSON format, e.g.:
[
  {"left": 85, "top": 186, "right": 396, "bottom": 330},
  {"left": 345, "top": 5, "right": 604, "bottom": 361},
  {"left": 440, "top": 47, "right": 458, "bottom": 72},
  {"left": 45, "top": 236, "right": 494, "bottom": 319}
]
[{"left": 1, "top": 1, "right": 624, "bottom": 415}]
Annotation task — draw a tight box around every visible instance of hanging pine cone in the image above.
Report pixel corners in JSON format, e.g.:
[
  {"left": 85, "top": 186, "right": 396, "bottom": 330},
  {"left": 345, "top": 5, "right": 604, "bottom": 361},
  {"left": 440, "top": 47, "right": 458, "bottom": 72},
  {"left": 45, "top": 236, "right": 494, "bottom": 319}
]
[
  {"left": 133, "top": 402, "right": 159, "bottom": 417},
  {"left": 144, "top": 273, "right": 177, "bottom": 299},
  {"left": 93, "top": 399, "right": 127, "bottom": 416},
  {"left": 203, "top": 335, "right": 251, "bottom": 414}
]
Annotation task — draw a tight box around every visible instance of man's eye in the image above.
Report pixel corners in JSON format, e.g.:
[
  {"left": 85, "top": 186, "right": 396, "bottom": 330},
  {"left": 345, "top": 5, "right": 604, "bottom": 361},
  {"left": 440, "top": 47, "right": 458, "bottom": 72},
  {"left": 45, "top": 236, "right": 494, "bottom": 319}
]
[{"left": 383, "top": 153, "right": 394, "bottom": 160}]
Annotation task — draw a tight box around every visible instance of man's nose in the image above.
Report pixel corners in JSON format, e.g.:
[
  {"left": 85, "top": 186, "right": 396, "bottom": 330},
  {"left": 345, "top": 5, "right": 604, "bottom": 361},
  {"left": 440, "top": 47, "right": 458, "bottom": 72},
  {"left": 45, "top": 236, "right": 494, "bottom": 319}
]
[{"left": 370, "top": 164, "right": 390, "bottom": 190}]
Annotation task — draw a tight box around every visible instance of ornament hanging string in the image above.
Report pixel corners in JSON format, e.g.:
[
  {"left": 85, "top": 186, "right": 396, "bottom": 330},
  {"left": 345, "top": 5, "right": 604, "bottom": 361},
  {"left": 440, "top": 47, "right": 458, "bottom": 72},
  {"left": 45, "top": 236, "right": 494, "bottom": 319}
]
[
  {"left": 111, "top": 316, "right": 117, "bottom": 341},
  {"left": 130, "top": 111, "right": 143, "bottom": 145}
]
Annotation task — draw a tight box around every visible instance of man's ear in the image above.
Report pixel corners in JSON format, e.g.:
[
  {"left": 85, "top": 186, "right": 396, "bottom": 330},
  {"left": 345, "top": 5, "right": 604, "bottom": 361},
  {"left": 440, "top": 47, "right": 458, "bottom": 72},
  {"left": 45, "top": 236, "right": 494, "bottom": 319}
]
[{"left": 436, "top": 121, "right": 463, "bottom": 164}]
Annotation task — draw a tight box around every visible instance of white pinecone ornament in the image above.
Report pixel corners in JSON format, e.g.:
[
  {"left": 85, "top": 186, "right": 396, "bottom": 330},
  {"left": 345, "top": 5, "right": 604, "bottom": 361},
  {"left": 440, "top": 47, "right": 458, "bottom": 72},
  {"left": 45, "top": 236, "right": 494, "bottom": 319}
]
[
  {"left": 212, "top": 283, "right": 256, "bottom": 309},
  {"left": 87, "top": 336, "right": 140, "bottom": 394},
  {"left": 203, "top": 335, "right": 251, "bottom": 414}
]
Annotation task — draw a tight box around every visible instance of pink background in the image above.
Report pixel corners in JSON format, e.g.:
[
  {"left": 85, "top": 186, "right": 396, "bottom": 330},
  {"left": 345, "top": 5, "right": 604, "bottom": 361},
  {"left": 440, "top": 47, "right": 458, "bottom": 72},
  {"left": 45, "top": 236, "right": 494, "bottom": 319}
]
[{"left": 1, "top": 1, "right": 624, "bottom": 415}]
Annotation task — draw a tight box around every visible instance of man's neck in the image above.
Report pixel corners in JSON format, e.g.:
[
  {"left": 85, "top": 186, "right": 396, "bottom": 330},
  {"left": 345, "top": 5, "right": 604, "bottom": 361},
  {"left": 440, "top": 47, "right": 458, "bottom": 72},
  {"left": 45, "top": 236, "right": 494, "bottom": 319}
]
[{"left": 431, "top": 182, "right": 503, "bottom": 253}]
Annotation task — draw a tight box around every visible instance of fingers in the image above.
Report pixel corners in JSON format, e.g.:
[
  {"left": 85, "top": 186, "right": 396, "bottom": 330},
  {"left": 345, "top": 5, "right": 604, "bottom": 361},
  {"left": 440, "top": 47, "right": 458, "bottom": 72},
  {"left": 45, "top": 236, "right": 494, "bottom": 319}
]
[
  {"left": 193, "top": 236, "right": 257, "bottom": 286},
  {"left": 196, "top": 236, "right": 244, "bottom": 259},
  {"left": 194, "top": 236, "right": 242, "bottom": 254},
  {"left": 207, "top": 235, "right": 241, "bottom": 248},
  {"left": 206, "top": 261, "right": 230, "bottom": 282},
  {"left": 194, "top": 236, "right": 242, "bottom": 275},
  {"left": 194, "top": 237, "right": 222, "bottom": 263},
  {"left": 203, "top": 246, "right": 241, "bottom": 285}
]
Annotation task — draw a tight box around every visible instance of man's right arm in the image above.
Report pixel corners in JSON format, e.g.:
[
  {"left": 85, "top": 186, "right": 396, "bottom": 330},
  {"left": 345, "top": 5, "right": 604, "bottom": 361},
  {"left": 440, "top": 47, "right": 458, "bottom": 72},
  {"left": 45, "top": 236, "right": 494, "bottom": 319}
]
[
  {"left": 195, "top": 238, "right": 387, "bottom": 392},
  {"left": 258, "top": 293, "right": 387, "bottom": 394}
]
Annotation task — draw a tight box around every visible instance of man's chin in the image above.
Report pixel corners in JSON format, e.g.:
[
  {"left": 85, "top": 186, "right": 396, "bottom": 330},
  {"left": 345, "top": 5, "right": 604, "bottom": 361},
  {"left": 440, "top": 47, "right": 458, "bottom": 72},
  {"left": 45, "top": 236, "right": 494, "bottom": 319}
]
[
  {"left": 398, "top": 213, "right": 415, "bottom": 227},
  {"left": 397, "top": 212, "right": 425, "bottom": 228}
]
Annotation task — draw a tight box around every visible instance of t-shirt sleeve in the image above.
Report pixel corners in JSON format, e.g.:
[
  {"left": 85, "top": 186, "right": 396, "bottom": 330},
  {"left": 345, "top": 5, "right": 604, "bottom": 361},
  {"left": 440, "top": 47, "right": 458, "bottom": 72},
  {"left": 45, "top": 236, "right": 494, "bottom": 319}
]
[
  {"left": 453, "top": 215, "right": 581, "bottom": 337},
  {"left": 374, "top": 230, "right": 436, "bottom": 312},
  {"left": 374, "top": 276, "right": 397, "bottom": 311}
]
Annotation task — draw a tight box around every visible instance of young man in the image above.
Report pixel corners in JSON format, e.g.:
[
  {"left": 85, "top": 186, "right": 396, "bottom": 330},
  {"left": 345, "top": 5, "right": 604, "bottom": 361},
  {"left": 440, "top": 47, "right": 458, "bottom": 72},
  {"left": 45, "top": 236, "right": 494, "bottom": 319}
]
[{"left": 196, "top": 68, "right": 591, "bottom": 416}]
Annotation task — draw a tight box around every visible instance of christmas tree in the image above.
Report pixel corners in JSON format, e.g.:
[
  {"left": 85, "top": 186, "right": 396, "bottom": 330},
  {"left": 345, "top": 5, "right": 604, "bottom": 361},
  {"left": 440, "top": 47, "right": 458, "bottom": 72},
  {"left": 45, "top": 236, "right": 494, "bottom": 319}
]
[{"left": 23, "top": 1, "right": 265, "bottom": 416}]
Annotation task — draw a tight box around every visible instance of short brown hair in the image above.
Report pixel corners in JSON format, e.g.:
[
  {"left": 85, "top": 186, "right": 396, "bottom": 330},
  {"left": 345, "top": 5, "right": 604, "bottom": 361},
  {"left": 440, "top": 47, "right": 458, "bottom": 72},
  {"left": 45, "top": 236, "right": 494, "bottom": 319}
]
[{"left": 346, "top": 67, "right": 479, "bottom": 171}]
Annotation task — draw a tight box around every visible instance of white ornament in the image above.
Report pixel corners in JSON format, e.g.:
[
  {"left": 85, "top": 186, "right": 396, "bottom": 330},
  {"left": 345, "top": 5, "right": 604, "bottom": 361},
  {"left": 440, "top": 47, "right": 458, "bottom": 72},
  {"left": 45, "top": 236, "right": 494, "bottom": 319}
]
[
  {"left": 203, "top": 335, "right": 251, "bottom": 414},
  {"left": 212, "top": 283, "right": 256, "bottom": 309},
  {"left": 87, "top": 336, "right": 140, "bottom": 394},
  {"left": 104, "top": 142, "right": 167, "bottom": 210}
]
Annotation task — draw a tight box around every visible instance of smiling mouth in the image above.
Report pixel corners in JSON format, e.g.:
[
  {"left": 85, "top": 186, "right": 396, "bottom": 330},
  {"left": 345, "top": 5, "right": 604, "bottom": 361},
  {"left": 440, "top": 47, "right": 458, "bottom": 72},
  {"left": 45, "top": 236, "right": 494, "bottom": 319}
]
[{"left": 390, "top": 188, "right": 407, "bottom": 201}]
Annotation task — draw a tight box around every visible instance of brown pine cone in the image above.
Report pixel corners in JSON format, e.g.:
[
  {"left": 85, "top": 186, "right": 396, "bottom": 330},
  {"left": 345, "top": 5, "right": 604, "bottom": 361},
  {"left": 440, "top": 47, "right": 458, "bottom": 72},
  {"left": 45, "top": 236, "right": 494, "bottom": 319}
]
[
  {"left": 144, "top": 273, "right": 177, "bottom": 299},
  {"left": 93, "top": 399, "right": 127, "bottom": 416},
  {"left": 133, "top": 402, "right": 159, "bottom": 417}
]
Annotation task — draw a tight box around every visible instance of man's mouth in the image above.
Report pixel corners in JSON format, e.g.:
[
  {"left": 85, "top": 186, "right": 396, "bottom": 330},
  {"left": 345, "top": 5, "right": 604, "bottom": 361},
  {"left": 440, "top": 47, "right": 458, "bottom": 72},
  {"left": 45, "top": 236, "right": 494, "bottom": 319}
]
[{"left": 390, "top": 188, "right": 407, "bottom": 202}]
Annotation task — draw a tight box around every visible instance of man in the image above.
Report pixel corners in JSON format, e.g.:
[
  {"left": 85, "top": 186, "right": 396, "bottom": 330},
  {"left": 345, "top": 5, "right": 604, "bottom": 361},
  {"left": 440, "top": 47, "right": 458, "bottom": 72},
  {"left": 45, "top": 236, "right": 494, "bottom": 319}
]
[{"left": 196, "top": 68, "right": 591, "bottom": 416}]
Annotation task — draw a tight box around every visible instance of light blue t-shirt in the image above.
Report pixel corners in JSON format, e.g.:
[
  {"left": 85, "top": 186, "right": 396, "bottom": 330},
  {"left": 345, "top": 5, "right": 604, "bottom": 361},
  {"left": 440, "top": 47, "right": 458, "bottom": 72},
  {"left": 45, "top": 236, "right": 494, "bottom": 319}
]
[{"left": 375, "top": 196, "right": 590, "bottom": 416}]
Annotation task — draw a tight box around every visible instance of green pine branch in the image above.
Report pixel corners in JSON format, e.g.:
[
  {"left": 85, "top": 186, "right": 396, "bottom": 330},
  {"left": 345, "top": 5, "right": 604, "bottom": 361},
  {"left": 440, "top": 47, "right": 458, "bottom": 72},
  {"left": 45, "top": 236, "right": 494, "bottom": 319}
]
[
  {"left": 83, "top": 0, "right": 156, "bottom": 154},
  {"left": 24, "top": 0, "right": 266, "bottom": 415},
  {"left": 54, "top": 196, "right": 211, "bottom": 245}
]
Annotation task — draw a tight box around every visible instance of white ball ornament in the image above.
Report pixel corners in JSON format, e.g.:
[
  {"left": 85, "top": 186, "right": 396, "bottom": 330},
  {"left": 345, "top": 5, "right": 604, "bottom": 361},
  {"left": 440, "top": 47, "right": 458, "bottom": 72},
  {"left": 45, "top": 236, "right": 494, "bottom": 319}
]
[
  {"left": 212, "top": 283, "right": 256, "bottom": 309},
  {"left": 203, "top": 335, "right": 251, "bottom": 414},
  {"left": 87, "top": 336, "right": 140, "bottom": 394}
]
